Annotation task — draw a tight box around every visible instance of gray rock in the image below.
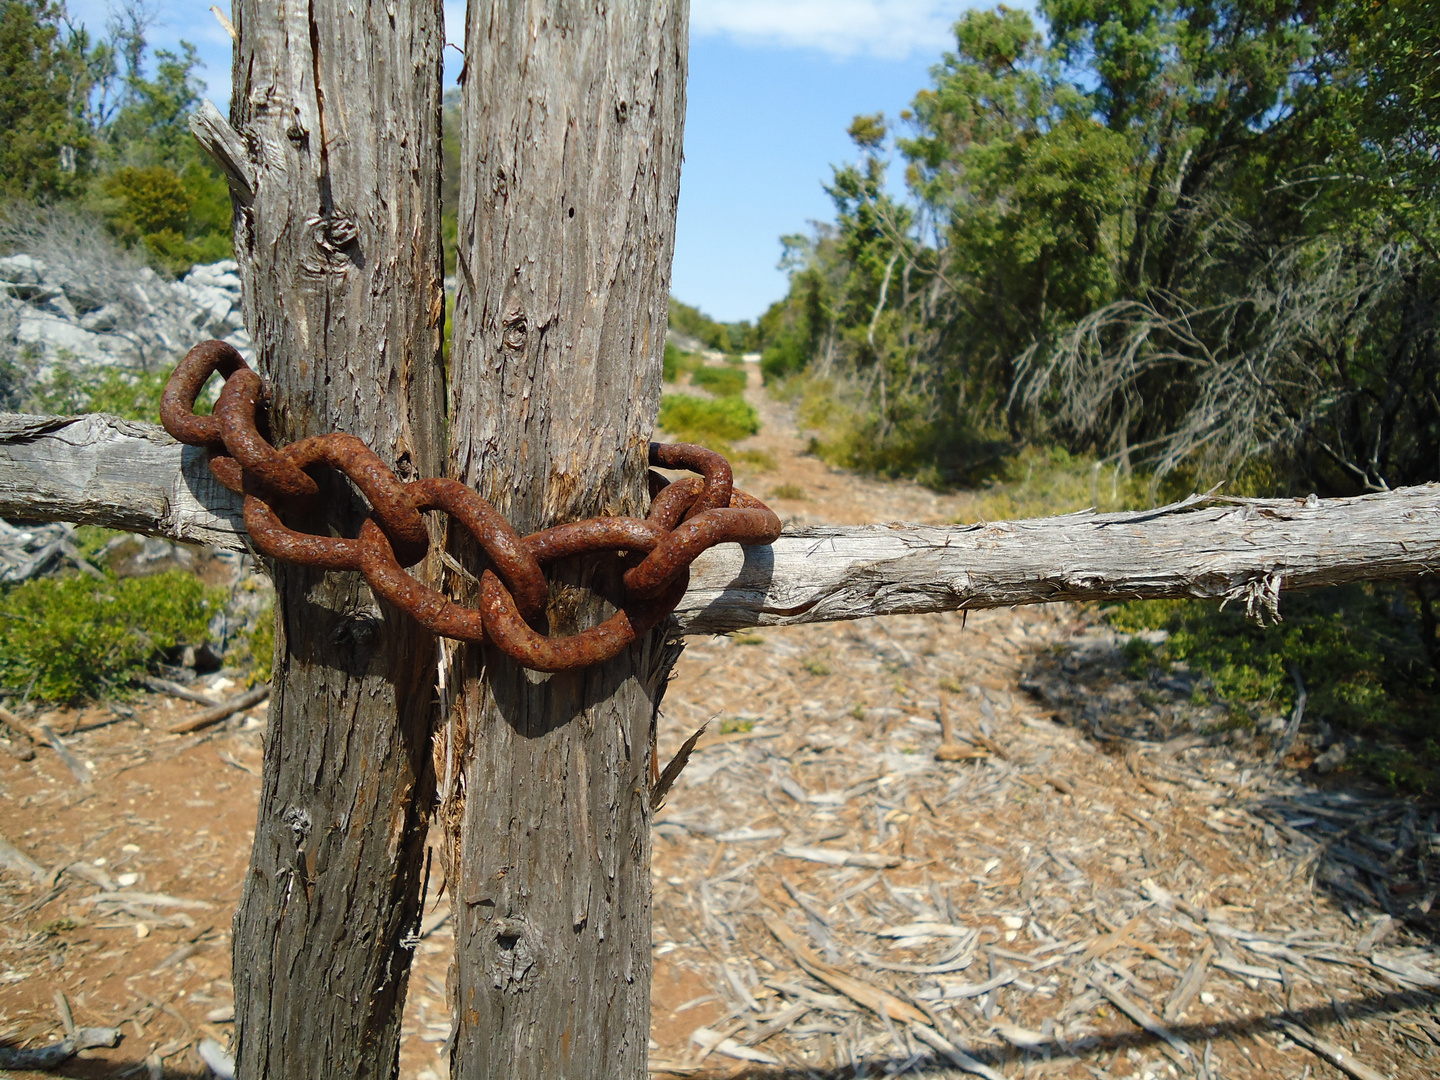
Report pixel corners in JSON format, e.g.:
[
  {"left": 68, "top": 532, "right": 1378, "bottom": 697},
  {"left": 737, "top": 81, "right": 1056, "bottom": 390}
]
[
  {"left": 184, "top": 261, "right": 242, "bottom": 291},
  {"left": 0, "top": 254, "right": 45, "bottom": 284},
  {"left": 17, "top": 309, "right": 112, "bottom": 358},
  {"left": 79, "top": 303, "right": 125, "bottom": 333},
  {"left": 0, "top": 230, "right": 255, "bottom": 410},
  {"left": 44, "top": 290, "right": 77, "bottom": 320}
]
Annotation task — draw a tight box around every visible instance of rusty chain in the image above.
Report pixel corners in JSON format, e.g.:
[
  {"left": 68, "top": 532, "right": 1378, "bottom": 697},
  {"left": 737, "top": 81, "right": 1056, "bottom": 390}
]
[{"left": 160, "top": 340, "right": 782, "bottom": 672}]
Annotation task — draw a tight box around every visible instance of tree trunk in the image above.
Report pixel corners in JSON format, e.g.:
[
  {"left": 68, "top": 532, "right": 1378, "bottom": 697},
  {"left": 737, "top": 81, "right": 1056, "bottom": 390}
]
[
  {"left": 224, "top": 3, "right": 446, "bottom": 1077},
  {"left": 443, "top": 2, "right": 688, "bottom": 1076}
]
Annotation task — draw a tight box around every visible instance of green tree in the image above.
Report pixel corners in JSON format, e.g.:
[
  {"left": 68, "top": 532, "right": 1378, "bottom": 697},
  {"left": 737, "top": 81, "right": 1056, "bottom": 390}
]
[
  {"left": 0, "top": 1, "right": 95, "bottom": 200},
  {"left": 91, "top": 32, "right": 231, "bottom": 273},
  {"left": 764, "top": 2, "right": 1440, "bottom": 497}
]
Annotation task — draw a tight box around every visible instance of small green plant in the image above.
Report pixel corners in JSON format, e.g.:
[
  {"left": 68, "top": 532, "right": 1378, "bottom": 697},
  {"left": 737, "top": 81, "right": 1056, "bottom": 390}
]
[
  {"left": 938, "top": 675, "right": 964, "bottom": 694},
  {"left": 689, "top": 365, "right": 747, "bottom": 398},
  {"left": 769, "top": 483, "right": 807, "bottom": 501},
  {"left": 729, "top": 632, "right": 765, "bottom": 646},
  {"left": 0, "top": 570, "right": 224, "bottom": 703},
  {"left": 40, "top": 916, "right": 81, "bottom": 935},
  {"left": 1122, "top": 636, "right": 1159, "bottom": 679},
  {"left": 663, "top": 342, "right": 702, "bottom": 382},
  {"left": 1107, "top": 584, "right": 1440, "bottom": 791},
  {"left": 233, "top": 599, "right": 275, "bottom": 686},
  {"left": 31, "top": 362, "right": 195, "bottom": 425},
  {"left": 668, "top": 297, "right": 756, "bottom": 353},
  {"left": 657, "top": 394, "right": 759, "bottom": 450},
  {"left": 719, "top": 717, "right": 754, "bottom": 735},
  {"left": 73, "top": 526, "right": 127, "bottom": 565},
  {"left": 801, "top": 656, "right": 833, "bottom": 676}
]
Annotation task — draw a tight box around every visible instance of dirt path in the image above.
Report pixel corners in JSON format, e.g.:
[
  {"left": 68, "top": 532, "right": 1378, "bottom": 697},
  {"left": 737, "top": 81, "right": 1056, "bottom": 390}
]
[{"left": 1, "top": 365, "right": 1438, "bottom": 1078}]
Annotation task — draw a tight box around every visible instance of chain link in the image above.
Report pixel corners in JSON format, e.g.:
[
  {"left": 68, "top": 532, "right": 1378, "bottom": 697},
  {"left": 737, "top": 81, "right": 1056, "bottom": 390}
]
[{"left": 160, "top": 340, "right": 782, "bottom": 671}]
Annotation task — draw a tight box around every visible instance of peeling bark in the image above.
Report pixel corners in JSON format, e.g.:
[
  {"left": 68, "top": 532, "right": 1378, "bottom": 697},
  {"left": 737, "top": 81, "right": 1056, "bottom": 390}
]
[
  {"left": 443, "top": 2, "right": 688, "bottom": 1077},
  {"left": 222, "top": 2, "right": 446, "bottom": 1077}
]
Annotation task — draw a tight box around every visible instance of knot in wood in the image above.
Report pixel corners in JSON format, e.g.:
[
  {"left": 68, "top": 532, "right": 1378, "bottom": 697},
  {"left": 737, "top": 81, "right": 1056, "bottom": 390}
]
[
  {"left": 490, "top": 916, "right": 542, "bottom": 993},
  {"left": 311, "top": 213, "right": 360, "bottom": 255}
]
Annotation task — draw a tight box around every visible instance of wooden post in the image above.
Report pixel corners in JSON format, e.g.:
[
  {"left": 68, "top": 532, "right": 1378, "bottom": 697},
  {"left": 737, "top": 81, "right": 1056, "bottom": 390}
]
[
  {"left": 219, "top": 3, "right": 446, "bottom": 1077},
  {"left": 444, "top": 2, "right": 688, "bottom": 1076}
]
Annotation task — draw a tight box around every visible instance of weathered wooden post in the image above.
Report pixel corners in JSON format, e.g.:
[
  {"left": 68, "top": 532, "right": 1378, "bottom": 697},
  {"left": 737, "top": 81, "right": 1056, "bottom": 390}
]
[
  {"left": 442, "top": 2, "right": 688, "bottom": 1076},
  {"left": 212, "top": 3, "right": 447, "bottom": 1077},
  {"left": 206, "top": 1, "right": 690, "bottom": 1075}
]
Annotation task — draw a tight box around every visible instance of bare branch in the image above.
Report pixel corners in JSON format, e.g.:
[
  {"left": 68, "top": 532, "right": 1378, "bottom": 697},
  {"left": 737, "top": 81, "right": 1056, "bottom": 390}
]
[
  {"left": 0, "top": 413, "right": 243, "bottom": 548},
  {"left": 1, "top": 413, "right": 1435, "bottom": 635}
]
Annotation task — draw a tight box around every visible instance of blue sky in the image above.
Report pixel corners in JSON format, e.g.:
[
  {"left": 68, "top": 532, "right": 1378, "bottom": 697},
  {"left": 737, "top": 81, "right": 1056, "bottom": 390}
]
[{"left": 65, "top": 2, "right": 979, "bottom": 323}]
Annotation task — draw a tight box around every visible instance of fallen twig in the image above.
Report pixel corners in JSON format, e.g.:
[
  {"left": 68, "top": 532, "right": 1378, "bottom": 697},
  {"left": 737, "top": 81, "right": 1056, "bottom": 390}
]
[
  {"left": 1088, "top": 976, "right": 1190, "bottom": 1065},
  {"left": 909, "top": 1022, "right": 1005, "bottom": 1080},
  {"left": 0, "top": 1026, "right": 120, "bottom": 1068},
  {"left": 1274, "top": 1018, "right": 1386, "bottom": 1080},
  {"left": 167, "top": 683, "right": 269, "bottom": 734},
  {"left": 141, "top": 675, "right": 220, "bottom": 707},
  {"left": 1162, "top": 941, "right": 1214, "bottom": 1023},
  {"left": 0, "top": 705, "right": 95, "bottom": 782},
  {"left": 75, "top": 889, "right": 214, "bottom": 910},
  {"left": 0, "top": 832, "right": 47, "bottom": 882},
  {"left": 37, "top": 723, "right": 93, "bottom": 784},
  {"left": 764, "top": 915, "right": 928, "bottom": 1024},
  {"left": 779, "top": 845, "right": 900, "bottom": 869}
]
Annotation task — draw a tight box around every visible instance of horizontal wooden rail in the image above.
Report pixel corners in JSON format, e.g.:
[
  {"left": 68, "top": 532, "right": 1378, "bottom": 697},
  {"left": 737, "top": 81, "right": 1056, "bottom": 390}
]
[{"left": 1, "top": 413, "right": 1436, "bottom": 634}]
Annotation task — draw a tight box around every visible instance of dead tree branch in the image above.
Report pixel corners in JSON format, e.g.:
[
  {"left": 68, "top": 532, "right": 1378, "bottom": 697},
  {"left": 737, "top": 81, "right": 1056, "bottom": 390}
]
[{"left": 1, "top": 413, "right": 1435, "bottom": 633}]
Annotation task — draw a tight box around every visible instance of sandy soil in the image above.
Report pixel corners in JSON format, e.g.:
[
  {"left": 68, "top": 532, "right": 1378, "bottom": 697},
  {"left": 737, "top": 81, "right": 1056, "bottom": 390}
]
[{"left": 0, "top": 361, "right": 1437, "bottom": 1078}]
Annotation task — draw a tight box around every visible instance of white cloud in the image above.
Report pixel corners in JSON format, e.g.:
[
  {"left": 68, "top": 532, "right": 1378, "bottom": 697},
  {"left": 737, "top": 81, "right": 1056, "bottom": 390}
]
[{"left": 690, "top": 0, "right": 959, "bottom": 59}]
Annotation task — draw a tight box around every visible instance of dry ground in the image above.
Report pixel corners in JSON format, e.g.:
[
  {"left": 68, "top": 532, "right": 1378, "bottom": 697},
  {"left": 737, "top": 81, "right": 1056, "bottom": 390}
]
[{"left": 0, "top": 363, "right": 1438, "bottom": 1078}]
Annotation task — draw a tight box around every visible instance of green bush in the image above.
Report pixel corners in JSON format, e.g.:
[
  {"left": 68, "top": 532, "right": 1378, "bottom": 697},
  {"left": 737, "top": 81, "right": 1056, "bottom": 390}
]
[
  {"left": 732, "top": 448, "right": 777, "bottom": 471},
  {"left": 0, "top": 570, "right": 223, "bottom": 703},
  {"left": 657, "top": 393, "right": 759, "bottom": 449},
  {"left": 99, "top": 164, "right": 231, "bottom": 276},
  {"left": 1107, "top": 585, "right": 1440, "bottom": 791},
  {"left": 663, "top": 341, "right": 701, "bottom": 382},
  {"left": 689, "top": 365, "right": 748, "bottom": 398},
  {"left": 234, "top": 597, "right": 274, "bottom": 687},
  {"left": 669, "top": 297, "right": 755, "bottom": 353},
  {"left": 760, "top": 337, "right": 809, "bottom": 383},
  {"left": 31, "top": 363, "right": 177, "bottom": 424}
]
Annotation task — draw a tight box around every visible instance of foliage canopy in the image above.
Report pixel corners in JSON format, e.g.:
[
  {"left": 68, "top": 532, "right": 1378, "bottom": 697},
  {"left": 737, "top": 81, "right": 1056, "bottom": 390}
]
[
  {"left": 0, "top": 1, "right": 231, "bottom": 274},
  {"left": 759, "top": 0, "right": 1440, "bottom": 501}
]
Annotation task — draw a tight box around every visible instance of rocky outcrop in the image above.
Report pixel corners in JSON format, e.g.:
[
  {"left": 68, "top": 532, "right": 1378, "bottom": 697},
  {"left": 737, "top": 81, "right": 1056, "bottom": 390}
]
[{"left": 0, "top": 253, "right": 252, "bottom": 396}]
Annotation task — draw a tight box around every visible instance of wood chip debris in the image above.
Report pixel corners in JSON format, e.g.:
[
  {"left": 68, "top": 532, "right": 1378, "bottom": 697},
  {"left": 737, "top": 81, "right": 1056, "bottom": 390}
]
[{"left": 641, "top": 600, "right": 1440, "bottom": 1079}]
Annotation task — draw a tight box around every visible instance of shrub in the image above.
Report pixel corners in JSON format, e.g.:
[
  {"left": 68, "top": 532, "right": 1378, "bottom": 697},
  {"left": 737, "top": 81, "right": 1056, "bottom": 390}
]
[
  {"left": 32, "top": 363, "right": 174, "bottom": 423},
  {"left": 97, "top": 163, "right": 232, "bottom": 276},
  {"left": 760, "top": 337, "right": 808, "bottom": 383},
  {"left": 1107, "top": 585, "right": 1440, "bottom": 791},
  {"left": 0, "top": 570, "right": 223, "bottom": 703},
  {"left": 669, "top": 297, "right": 755, "bottom": 353},
  {"left": 732, "top": 448, "right": 776, "bottom": 471},
  {"left": 689, "top": 365, "right": 748, "bottom": 398},
  {"left": 663, "top": 341, "right": 700, "bottom": 382},
  {"left": 657, "top": 393, "right": 759, "bottom": 449},
  {"left": 234, "top": 598, "right": 274, "bottom": 687}
]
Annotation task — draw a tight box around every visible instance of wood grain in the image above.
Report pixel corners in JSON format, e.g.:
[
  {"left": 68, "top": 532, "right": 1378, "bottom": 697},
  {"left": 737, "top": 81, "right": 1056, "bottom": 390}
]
[
  {"left": 445, "top": 2, "right": 689, "bottom": 1077},
  {"left": 220, "top": 2, "right": 447, "bottom": 1077}
]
